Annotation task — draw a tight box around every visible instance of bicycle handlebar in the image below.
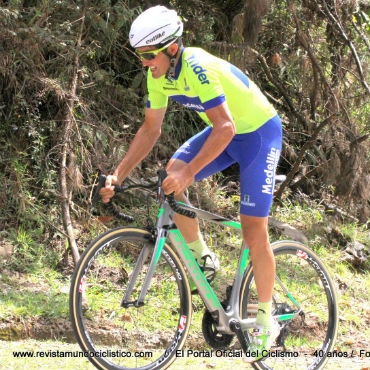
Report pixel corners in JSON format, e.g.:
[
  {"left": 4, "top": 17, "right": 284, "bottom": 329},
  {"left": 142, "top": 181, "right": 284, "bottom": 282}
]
[
  {"left": 157, "top": 168, "right": 197, "bottom": 219},
  {"left": 92, "top": 175, "right": 134, "bottom": 223},
  {"left": 166, "top": 194, "right": 197, "bottom": 219},
  {"left": 92, "top": 170, "right": 197, "bottom": 221}
]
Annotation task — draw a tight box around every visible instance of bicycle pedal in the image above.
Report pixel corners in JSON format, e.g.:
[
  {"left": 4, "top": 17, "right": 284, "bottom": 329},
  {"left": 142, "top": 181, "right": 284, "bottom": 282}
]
[
  {"left": 121, "top": 299, "right": 146, "bottom": 308},
  {"left": 229, "top": 320, "right": 250, "bottom": 354}
]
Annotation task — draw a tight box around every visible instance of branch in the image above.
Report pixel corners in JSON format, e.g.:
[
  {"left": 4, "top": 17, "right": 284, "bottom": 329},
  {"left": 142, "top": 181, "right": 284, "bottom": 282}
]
[
  {"left": 250, "top": 48, "right": 313, "bottom": 127},
  {"left": 292, "top": 9, "right": 354, "bottom": 125},
  {"left": 292, "top": 10, "right": 340, "bottom": 113},
  {"left": 317, "top": 0, "right": 370, "bottom": 96},
  {"left": 275, "top": 114, "right": 336, "bottom": 199},
  {"left": 24, "top": 198, "right": 70, "bottom": 238},
  {"left": 350, "top": 134, "right": 370, "bottom": 150},
  {"left": 290, "top": 164, "right": 323, "bottom": 190},
  {"left": 351, "top": 19, "right": 370, "bottom": 55}
]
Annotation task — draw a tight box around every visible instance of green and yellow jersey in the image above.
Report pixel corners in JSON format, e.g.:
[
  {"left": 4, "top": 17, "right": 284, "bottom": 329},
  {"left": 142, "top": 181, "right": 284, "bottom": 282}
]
[{"left": 146, "top": 47, "right": 277, "bottom": 134}]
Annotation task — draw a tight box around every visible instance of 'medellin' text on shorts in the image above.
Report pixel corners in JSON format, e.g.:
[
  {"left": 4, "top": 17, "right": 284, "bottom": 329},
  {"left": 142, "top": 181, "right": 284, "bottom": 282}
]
[{"left": 262, "top": 147, "right": 280, "bottom": 194}]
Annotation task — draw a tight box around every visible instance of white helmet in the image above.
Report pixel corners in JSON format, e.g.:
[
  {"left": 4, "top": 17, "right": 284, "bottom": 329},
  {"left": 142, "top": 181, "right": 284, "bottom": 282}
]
[{"left": 129, "top": 6, "right": 183, "bottom": 48}]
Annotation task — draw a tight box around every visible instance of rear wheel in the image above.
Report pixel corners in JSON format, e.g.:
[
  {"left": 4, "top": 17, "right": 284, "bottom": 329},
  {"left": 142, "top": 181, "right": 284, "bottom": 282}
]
[
  {"left": 240, "top": 241, "right": 338, "bottom": 370},
  {"left": 70, "top": 227, "right": 192, "bottom": 370}
]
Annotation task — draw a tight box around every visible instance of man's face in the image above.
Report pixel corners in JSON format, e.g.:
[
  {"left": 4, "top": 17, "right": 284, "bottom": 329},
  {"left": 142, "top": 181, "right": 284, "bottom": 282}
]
[{"left": 137, "top": 46, "right": 170, "bottom": 79}]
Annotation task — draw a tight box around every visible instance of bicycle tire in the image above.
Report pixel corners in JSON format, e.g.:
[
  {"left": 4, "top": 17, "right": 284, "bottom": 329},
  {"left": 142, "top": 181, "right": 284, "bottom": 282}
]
[
  {"left": 70, "top": 227, "right": 192, "bottom": 370},
  {"left": 240, "top": 240, "right": 338, "bottom": 370}
]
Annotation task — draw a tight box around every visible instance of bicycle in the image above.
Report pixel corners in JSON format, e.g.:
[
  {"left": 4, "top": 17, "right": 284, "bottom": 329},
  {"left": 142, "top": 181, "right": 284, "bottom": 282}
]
[{"left": 69, "top": 169, "right": 338, "bottom": 370}]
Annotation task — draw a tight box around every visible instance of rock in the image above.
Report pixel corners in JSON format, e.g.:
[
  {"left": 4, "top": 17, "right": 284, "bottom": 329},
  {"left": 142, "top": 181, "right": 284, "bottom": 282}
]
[
  {"left": 0, "top": 325, "right": 22, "bottom": 341},
  {"left": 0, "top": 241, "right": 13, "bottom": 259},
  {"left": 344, "top": 241, "right": 369, "bottom": 268},
  {"left": 325, "top": 226, "right": 348, "bottom": 247},
  {"left": 268, "top": 218, "right": 308, "bottom": 244}
]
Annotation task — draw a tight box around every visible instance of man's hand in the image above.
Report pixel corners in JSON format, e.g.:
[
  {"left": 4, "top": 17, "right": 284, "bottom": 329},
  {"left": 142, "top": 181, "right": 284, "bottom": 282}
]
[
  {"left": 99, "top": 175, "right": 119, "bottom": 203},
  {"left": 162, "top": 165, "right": 194, "bottom": 195}
]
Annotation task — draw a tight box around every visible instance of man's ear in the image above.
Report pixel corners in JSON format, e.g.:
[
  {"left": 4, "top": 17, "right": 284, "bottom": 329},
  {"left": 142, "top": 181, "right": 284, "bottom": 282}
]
[{"left": 167, "top": 43, "right": 179, "bottom": 57}]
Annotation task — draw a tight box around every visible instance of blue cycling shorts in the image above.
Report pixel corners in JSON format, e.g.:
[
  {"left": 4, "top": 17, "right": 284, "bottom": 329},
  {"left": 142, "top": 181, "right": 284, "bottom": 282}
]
[{"left": 171, "top": 115, "right": 282, "bottom": 217}]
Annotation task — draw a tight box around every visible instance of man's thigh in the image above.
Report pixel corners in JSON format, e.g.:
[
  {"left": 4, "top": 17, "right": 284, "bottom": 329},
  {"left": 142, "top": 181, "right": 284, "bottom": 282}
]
[
  {"left": 169, "top": 126, "right": 235, "bottom": 181},
  {"left": 236, "top": 117, "right": 282, "bottom": 217}
]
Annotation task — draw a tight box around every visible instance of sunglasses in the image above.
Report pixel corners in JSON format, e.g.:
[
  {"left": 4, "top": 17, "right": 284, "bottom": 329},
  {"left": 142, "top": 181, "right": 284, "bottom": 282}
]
[
  {"left": 136, "top": 44, "right": 169, "bottom": 61},
  {"left": 136, "top": 38, "right": 179, "bottom": 61}
]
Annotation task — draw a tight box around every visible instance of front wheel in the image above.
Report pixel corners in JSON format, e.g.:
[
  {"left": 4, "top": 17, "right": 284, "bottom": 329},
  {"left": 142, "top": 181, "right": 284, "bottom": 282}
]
[
  {"left": 70, "top": 227, "right": 192, "bottom": 370},
  {"left": 240, "top": 241, "right": 338, "bottom": 370}
]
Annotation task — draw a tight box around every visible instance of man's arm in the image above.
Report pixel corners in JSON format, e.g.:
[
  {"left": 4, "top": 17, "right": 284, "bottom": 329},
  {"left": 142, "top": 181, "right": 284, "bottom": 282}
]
[
  {"left": 188, "top": 102, "right": 235, "bottom": 177},
  {"left": 163, "top": 102, "right": 235, "bottom": 195},
  {"left": 100, "top": 107, "right": 166, "bottom": 202}
]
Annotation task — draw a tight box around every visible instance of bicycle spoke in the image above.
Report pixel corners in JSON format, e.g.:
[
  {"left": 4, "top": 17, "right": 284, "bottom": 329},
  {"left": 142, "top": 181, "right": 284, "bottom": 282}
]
[{"left": 240, "top": 242, "right": 338, "bottom": 370}]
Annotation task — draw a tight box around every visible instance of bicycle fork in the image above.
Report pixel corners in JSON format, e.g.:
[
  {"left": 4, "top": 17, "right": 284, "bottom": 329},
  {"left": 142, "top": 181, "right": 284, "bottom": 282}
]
[
  {"left": 120, "top": 202, "right": 172, "bottom": 308},
  {"left": 120, "top": 228, "right": 167, "bottom": 308}
]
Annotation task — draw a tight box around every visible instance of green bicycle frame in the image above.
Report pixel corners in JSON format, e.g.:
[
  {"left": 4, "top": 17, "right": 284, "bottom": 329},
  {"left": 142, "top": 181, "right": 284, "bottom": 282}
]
[{"left": 122, "top": 197, "right": 300, "bottom": 335}]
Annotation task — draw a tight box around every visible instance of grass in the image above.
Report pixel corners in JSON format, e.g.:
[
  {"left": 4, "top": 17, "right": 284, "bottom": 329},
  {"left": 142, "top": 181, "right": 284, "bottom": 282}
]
[{"left": 0, "top": 269, "right": 70, "bottom": 321}]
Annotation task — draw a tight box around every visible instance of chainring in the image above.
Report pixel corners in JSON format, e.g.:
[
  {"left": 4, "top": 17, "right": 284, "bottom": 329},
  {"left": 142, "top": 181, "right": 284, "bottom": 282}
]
[{"left": 202, "top": 305, "right": 234, "bottom": 350}]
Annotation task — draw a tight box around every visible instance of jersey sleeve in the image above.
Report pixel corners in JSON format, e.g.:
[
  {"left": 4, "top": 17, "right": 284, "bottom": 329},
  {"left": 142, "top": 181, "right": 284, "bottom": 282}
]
[
  {"left": 146, "top": 73, "right": 168, "bottom": 109},
  {"left": 187, "top": 64, "right": 226, "bottom": 111}
]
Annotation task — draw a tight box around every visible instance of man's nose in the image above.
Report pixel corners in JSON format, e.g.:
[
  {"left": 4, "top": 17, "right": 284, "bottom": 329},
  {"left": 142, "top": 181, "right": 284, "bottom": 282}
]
[{"left": 141, "top": 59, "right": 151, "bottom": 67}]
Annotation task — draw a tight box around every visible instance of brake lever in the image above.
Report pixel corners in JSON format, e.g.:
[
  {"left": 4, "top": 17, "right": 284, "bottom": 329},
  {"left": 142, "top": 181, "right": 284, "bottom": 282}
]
[
  {"left": 91, "top": 174, "right": 134, "bottom": 223},
  {"left": 92, "top": 174, "right": 107, "bottom": 206},
  {"left": 157, "top": 168, "right": 167, "bottom": 202}
]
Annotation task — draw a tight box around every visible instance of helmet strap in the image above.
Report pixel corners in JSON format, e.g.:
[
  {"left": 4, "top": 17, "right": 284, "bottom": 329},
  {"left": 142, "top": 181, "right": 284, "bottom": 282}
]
[
  {"left": 163, "top": 38, "right": 182, "bottom": 81},
  {"left": 166, "top": 55, "right": 177, "bottom": 81}
]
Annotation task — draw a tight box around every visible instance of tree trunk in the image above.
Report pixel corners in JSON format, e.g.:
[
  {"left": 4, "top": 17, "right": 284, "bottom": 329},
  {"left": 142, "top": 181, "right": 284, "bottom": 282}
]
[{"left": 59, "top": 0, "right": 87, "bottom": 266}]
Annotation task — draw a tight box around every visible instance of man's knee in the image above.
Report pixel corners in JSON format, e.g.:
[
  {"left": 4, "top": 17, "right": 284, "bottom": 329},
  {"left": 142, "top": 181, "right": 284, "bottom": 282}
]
[
  {"left": 241, "top": 215, "right": 269, "bottom": 248},
  {"left": 244, "top": 232, "right": 269, "bottom": 250}
]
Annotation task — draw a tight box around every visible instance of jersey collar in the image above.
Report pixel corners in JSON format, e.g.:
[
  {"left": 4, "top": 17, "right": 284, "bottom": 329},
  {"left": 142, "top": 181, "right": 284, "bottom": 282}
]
[{"left": 173, "top": 47, "right": 185, "bottom": 80}]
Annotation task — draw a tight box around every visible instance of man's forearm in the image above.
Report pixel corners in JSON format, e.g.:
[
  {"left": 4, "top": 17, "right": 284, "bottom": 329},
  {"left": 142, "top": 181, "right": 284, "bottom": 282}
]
[
  {"left": 114, "top": 124, "right": 161, "bottom": 184},
  {"left": 188, "top": 122, "right": 235, "bottom": 177}
]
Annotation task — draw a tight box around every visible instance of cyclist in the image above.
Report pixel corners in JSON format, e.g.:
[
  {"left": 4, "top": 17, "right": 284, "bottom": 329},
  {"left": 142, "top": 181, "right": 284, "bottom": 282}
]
[{"left": 100, "top": 5, "right": 282, "bottom": 361}]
